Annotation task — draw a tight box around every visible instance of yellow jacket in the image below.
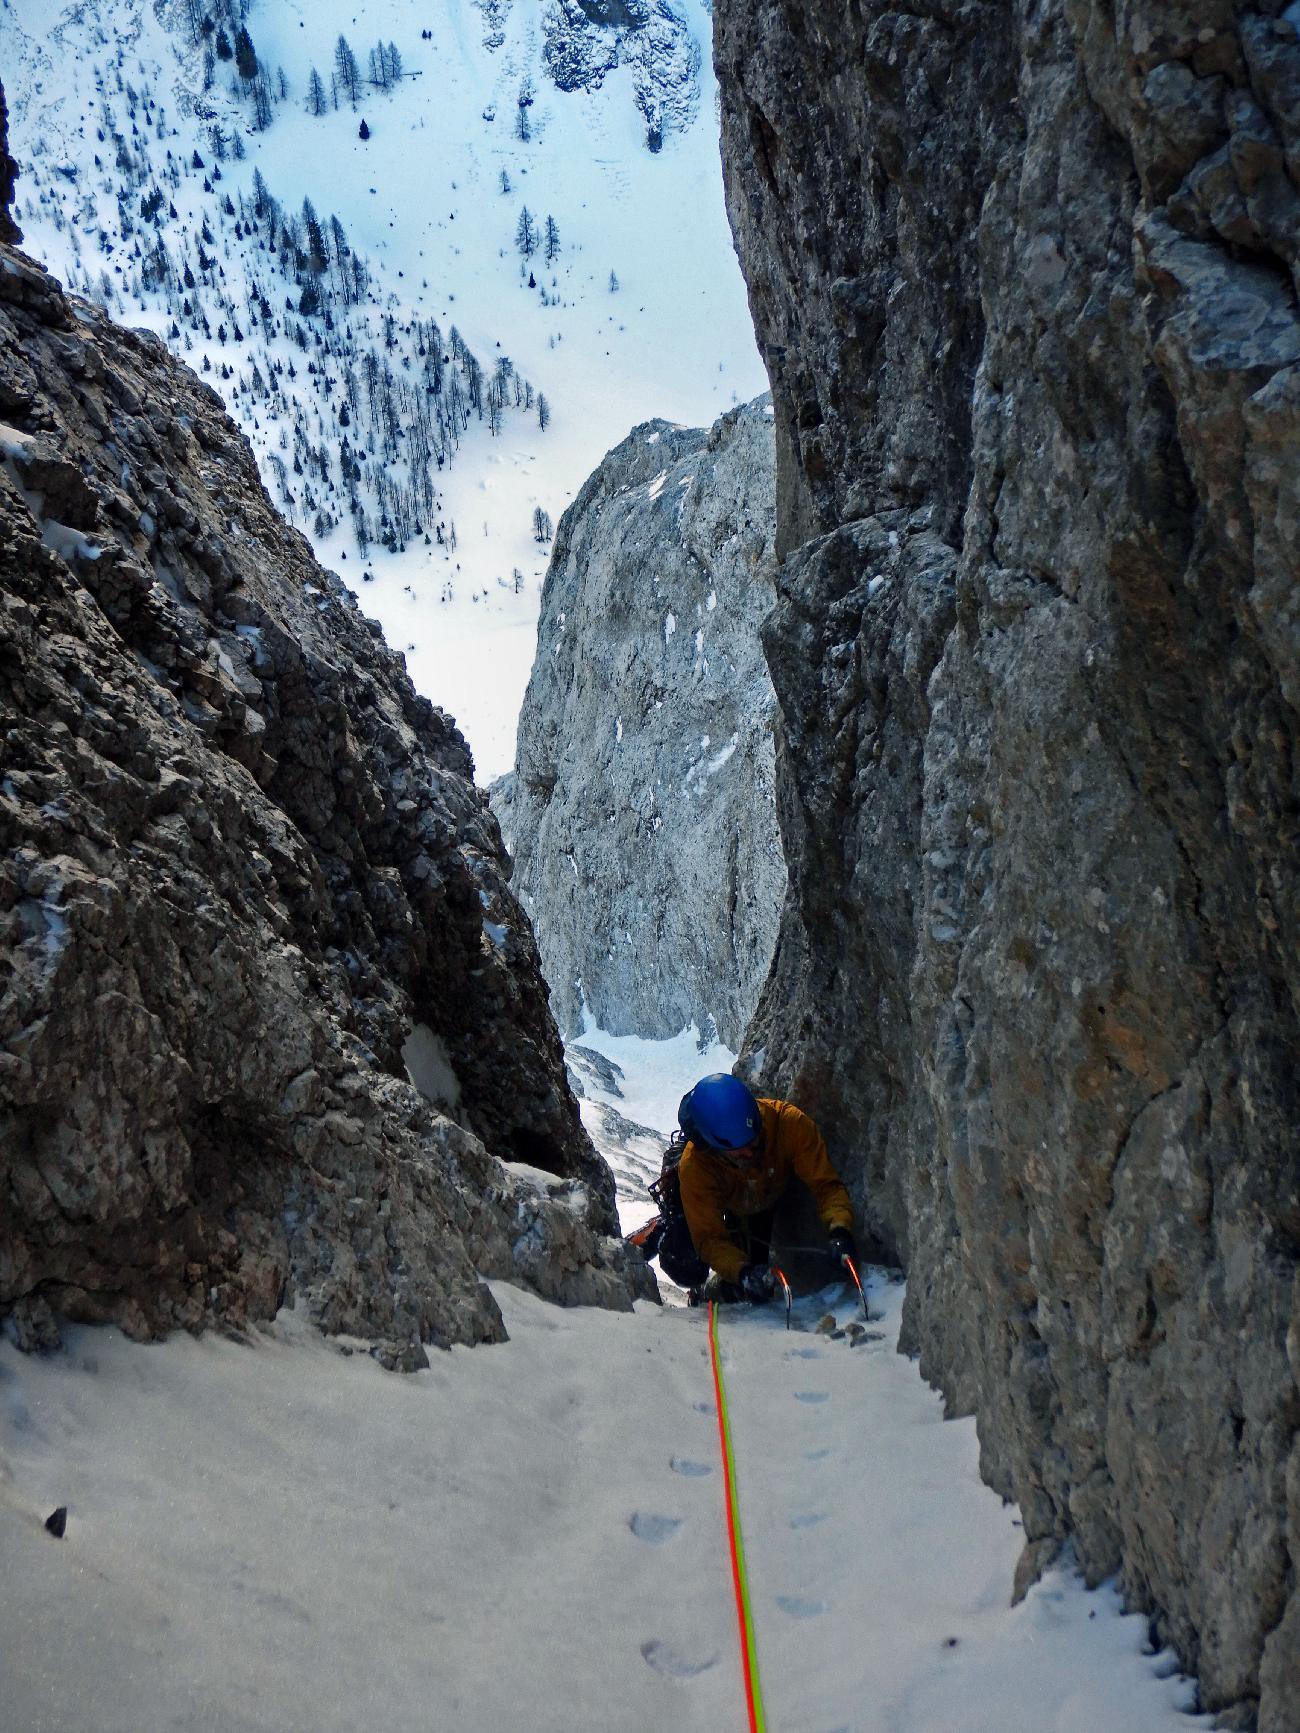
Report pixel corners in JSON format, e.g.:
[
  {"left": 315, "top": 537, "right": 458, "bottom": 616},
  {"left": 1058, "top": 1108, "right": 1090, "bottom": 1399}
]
[{"left": 678, "top": 1097, "right": 853, "bottom": 1282}]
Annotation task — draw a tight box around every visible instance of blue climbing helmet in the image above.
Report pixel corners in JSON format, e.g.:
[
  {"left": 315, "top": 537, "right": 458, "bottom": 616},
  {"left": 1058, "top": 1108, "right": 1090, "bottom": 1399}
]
[{"left": 679, "top": 1073, "right": 761, "bottom": 1152}]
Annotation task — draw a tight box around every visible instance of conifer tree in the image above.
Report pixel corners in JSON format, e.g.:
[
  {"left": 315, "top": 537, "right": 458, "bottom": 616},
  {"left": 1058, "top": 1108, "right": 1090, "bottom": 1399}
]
[
  {"left": 515, "top": 206, "right": 537, "bottom": 258},
  {"left": 302, "top": 199, "right": 327, "bottom": 275},
  {"left": 335, "top": 35, "right": 362, "bottom": 106},
  {"left": 307, "top": 68, "right": 327, "bottom": 116},
  {"left": 234, "top": 26, "right": 258, "bottom": 81}
]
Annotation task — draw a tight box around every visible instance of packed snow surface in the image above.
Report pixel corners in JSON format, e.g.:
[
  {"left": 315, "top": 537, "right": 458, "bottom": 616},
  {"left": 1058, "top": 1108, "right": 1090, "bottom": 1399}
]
[
  {"left": 0, "top": 1281, "right": 1207, "bottom": 1731},
  {"left": 2, "top": 1030, "right": 1209, "bottom": 1731}
]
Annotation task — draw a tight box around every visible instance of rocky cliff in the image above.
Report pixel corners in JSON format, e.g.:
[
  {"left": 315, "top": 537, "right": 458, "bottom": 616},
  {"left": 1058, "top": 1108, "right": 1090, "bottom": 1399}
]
[
  {"left": 0, "top": 89, "right": 650, "bottom": 1367},
  {"left": 494, "top": 398, "right": 782, "bottom": 1052},
  {"left": 715, "top": 1, "right": 1300, "bottom": 1725}
]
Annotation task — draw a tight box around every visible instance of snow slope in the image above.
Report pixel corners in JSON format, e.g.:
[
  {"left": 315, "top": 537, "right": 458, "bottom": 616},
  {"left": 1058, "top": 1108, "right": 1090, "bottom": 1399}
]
[
  {"left": 1, "top": 0, "right": 766, "bottom": 777},
  {"left": 0, "top": 1276, "right": 1210, "bottom": 1731}
]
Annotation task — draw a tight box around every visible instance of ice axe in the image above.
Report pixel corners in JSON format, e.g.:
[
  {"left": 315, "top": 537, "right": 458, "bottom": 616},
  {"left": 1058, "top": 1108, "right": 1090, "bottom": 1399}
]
[
  {"left": 771, "top": 1264, "right": 793, "bottom": 1330},
  {"left": 767, "top": 1242, "right": 872, "bottom": 1322},
  {"left": 841, "top": 1254, "right": 869, "bottom": 1322}
]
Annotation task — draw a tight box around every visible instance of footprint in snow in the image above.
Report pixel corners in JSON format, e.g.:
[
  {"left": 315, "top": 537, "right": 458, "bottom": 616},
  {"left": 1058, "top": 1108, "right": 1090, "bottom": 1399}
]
[
  {"left": 630, "top": 1512, "right": 683, "bottom": 1544},
  {"left": 795, "top": 1390, "right": 830, "bottom": 1404},
  {"left": 670, "top": 1456, "right": 712, "bottom": 1477},
  {"left": 692, "top": 1400, "right": 714, "bottom": 1415},
  {"left": 789, "top": 1512, "right": 827, "bottom": 1530},
  {"left": 787, "top": 1347, "right": 821, "bottom": 1360},
  {"left": 777, "top": 1595, "right": 830, "bottom": 1619},
  {"left": 641, "top": 1639, "right": 719, "bottom": 1679},
  {"left": 804, "top": 1447, "right": 831, "bottom": 1462}
]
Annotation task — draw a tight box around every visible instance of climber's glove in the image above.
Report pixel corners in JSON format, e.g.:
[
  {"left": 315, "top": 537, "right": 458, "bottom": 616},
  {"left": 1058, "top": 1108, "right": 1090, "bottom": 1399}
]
[
  {"left": 828, "top": 1226, "right": 857, "bottom": 1268},
  {"left": 737, "top": 1263, "right": 776, "bottom": 1303}
]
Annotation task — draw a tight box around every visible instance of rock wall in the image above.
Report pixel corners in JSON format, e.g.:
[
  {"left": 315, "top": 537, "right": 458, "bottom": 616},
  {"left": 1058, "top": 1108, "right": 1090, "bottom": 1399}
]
[
  {"left": 0, "top": 82, "right": 19, "bottom": 247},
  {"left": 714, "top": 2, "right": 1300, "bottom": 1724},
  {"left": 0, "top": 91, "right": 650, "bottom": 1365},
  {"left": 494, "top": 398, "right": 783, "bottom": 1052}
]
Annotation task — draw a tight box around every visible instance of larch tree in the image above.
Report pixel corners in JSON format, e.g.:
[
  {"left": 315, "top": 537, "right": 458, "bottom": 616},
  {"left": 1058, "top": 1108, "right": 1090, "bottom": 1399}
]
[{"left": 335, "top": 35, "right": 362, "bottom": 107}]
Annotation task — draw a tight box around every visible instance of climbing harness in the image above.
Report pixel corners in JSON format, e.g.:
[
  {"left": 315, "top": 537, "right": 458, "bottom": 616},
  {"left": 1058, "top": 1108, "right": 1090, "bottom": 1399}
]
[{"left": 708, "top": 1301, "right": 768, "bottom": 1733}]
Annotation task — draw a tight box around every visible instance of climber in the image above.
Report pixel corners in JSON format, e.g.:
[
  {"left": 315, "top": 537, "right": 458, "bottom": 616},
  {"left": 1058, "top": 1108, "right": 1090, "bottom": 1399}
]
[{"left": 675, "top": 1073, "right": 857, "bottom": 1303}]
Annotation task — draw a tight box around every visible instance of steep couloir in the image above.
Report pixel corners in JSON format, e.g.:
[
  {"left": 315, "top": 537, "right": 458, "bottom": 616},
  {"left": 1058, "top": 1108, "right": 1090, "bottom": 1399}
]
[
  {"left": 714, "top": 2, "right": 1300, "bottom": 1725},
  {"left": 0, "top": 85, "right": 649, "bottom": 1367}
]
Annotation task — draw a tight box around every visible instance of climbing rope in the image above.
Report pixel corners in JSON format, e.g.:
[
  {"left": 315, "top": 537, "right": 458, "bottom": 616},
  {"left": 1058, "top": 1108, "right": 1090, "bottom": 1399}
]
[{"left": 708, "top": 1300, "right": 768, "bottom": 1733}]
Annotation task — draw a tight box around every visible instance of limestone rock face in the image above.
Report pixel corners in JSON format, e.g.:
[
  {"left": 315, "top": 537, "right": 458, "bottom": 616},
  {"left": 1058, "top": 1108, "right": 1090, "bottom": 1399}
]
[
  {"left": 0, "top": 98, "right": 650, "bottom": 1360},
  {"left": 714, "top": 2, "right": 1300, "bottom": 1723},
  {"left": 494, "top": 399, "right": 783, "bottom": 1051}
]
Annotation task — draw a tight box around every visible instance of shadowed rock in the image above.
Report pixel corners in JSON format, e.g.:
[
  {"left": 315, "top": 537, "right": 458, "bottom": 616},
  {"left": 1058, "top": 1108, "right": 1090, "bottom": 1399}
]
[{"left": 0, "top": 81, "right": 652, "bottom": 1359}]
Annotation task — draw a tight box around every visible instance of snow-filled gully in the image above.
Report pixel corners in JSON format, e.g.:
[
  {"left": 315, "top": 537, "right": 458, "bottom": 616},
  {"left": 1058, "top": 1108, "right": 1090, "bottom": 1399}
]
[{"left": 0, "top": 1268, "right": 1208, "bottom": 1731}]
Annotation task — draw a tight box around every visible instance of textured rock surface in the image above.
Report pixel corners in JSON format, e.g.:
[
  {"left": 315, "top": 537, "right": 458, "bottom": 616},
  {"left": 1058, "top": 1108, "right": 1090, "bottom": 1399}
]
[
  {"left": 715, "top": 1, "right": 1300, "bottom": 1724},
  {"left": 494, "top": 399, "right": 783, "bottom": 1051},
  {"left": 542, "top": 0, "right": 702, "bottom": 144},
  {"left": 0, "top": 93, "right": 651, "bottom": 1361},
  {"left": 0, "top": 83, "right": 18, "bottom": 247}
]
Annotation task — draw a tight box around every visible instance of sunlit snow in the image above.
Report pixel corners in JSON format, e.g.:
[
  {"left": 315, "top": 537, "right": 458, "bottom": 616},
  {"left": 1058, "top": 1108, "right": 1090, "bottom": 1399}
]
[{"left": 2, "top": 0, "right": 767, "bottom": 779}]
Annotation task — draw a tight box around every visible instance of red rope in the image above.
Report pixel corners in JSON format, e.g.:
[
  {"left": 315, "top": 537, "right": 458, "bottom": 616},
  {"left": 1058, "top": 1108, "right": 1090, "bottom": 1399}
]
[{"left": 708, "top": 1301, "right": 761, "bottom": 1733}]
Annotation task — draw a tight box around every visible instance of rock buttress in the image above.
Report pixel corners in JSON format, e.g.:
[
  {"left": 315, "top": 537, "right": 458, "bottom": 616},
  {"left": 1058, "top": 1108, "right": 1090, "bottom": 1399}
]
[
  {"left": 0, "top": 85, "right": 649, "bottom": 1359},
  {"left": 494, "top": 398, "right": 783, "bottom": 1051},
  {"left": 714, "top": 2, "right": 1300, "bottom": 1723}
]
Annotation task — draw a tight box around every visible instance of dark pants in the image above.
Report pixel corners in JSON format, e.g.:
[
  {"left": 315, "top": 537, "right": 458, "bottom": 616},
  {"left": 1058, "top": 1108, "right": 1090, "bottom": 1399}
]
[
  {"left": 700, "top": 1206, "right": 777, "bottom": 1302},
  {"left": 725, "top": 1206, "right": 775, "bottom": 1268},
  {"left": 651, "top": 1206, "right": 778, "bottom": 1296}
]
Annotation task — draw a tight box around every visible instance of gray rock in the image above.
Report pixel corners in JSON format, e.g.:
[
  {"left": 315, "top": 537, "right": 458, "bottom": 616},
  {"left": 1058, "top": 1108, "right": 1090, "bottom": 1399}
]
[
  {"left": 495, "top": 399, "right": 784, "bottom": 1052},
  {"left": 0, "top": 84, "right": 18, "bottom": 247},
  {"left": 0, "top": 84, "right": 645, "bottom": 1358},
  {"left": 714, "top": 1, "right": 1299, "bottom": 1724},
  {"left": 542, "top": 0, "right": 702, "bottom": 145},
  {"left": 566, "top": 1043, "right": 626, "bottom": 1099}
]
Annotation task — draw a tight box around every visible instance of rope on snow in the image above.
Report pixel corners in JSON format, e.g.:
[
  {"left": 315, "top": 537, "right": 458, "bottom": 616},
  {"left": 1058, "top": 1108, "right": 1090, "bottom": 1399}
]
[{"left": 708, "top": 1299, "right": 768, "bottom": 1732}]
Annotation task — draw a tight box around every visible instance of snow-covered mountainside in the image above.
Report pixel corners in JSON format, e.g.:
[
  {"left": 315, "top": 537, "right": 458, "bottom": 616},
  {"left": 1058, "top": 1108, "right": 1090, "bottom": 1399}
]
[
  {"left": 0, "top": 0, "right": 766, "bottom": 777},
  {"left": 495, "top": 396, "right": 782, "bottom": 1053}
]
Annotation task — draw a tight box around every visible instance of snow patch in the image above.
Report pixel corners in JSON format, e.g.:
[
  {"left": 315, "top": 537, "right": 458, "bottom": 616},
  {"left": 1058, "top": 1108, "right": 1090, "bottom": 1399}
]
[
  {"left": 704, "top": 733, "right": 739, "bottom": 776},
  {"left": 401, "top": 1022, "right": 462, "bottom": 1110}
]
